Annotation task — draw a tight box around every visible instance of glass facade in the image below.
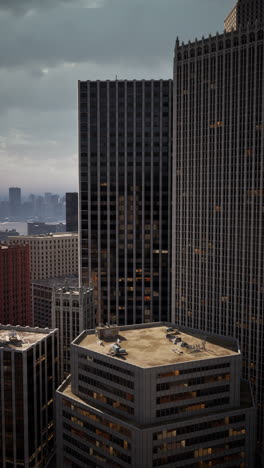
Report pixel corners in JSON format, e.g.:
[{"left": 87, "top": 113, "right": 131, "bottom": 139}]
[{"left": 79, "top": 80, "right": 172, "bottom": 325}]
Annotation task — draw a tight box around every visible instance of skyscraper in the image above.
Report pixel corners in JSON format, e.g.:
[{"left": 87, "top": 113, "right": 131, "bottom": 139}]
[
  {"left": 172, "top": 0, "right": 264, "bottom": 454},
  {"left": 8, "top": 187, "right": 21, "bottom": 219},
  {"left": 0, "top": 325, "right": 58, "bottom": 468},
  {"left": 66, "top": 192, "right": 78, "bottom": 232},
  {"left": 0, "top": 243, "right": 31, "bottom": 326},
  {"left": 79, "top": 80, "right": 172, "bottom": 325}
]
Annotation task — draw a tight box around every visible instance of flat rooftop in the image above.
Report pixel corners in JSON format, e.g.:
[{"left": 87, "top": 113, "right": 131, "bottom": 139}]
[
  {"left": 0, "top": 328, "right": 50, "bottom": 350},
  {"left": 32, "top": 275, "right": 78, "bottom": 288},
  {"left": 77, "top": 324, "right": 238, "bottom": 368},
  {"left": 10, "top": 233, "right": 78, "bottom": 240}
]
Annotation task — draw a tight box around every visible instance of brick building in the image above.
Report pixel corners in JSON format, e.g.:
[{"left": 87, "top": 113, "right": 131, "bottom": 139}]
[{"left": 0, "top": 244, "right": 31, "bottom": 326}]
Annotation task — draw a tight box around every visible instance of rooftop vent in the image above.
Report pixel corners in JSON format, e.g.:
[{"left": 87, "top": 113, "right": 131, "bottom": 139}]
[
  {"left": 108, "top": 343, "right": 128, "bottom": 356},
  {"left": 96, "top": 325, "right": 120, "bottom": 341},
  {"left": 0, "top": 330, "right": 23, "bottom": 347}
]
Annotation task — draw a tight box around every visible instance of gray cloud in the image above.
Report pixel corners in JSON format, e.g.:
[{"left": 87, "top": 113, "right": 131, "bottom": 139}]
[
  {"left": 0, "top": 0, "right": 230, "bottom": 70},
  {"left": 0, "top": 0, "right": 232, "bottom": 195},
  {"left": 0, "top": 0, "right": 102, "bottom": 14}
]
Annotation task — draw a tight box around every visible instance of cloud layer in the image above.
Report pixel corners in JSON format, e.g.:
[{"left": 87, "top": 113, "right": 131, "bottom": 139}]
[
  {"left": 0, "top": 0, "right": 102, "bottom": 14},
  {"left": 0, "top": 0, "right": 231, "bottom": 195}
]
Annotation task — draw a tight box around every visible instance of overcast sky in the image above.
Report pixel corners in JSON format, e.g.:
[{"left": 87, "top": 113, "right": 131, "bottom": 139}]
[{"left": 0, "top": 0, "right": 232, "bottom": 197}]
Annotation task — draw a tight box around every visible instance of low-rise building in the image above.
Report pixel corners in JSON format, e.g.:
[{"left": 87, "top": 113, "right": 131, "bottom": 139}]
[
  {"left": 0, "top": 229, "right": 20, "bottom": 242},
  {"left": 56, "top": 322, "right": 256, "bottom": 468}
]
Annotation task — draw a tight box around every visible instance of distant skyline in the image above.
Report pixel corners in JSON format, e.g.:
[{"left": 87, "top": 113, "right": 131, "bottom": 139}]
[
  {"left": 0, "top": 189, "right": 67, "bottom": 199},
  {"left": 0, "top": 0, "right": 233, "bottom": 193}
]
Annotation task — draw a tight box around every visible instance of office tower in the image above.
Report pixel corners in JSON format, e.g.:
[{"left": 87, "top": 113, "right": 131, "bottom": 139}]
[
  {"left": 9, "top": 187, "right": 21, "bottom": 219},
  {"left": 52, "top": 283, "right": 93, "bottom": 381},
  {"left": 56, "top": 322, "right": 256, "bottom": 467},
  {"left": 225, "top": 0, "right": 263, "bottom": 32},
  {"left": 0, "top": 324, "right": 58, "bottom": 468},
  {"left": 79, "top": 80, "right": 172, "bottom": 325},
  {"left": 0, "top": 244, "right": 31, "bottom": 326},
  {"left": 10, "top": 233, "right": 78, "bottom": 281},
  {"left": 32, "top": 275, "right": 78, "bottom": 328},
  {"left": 172, "top": 1, "right": 264, "bottom": 454},
  {"left": 66, "top": 192, "right": 78, "bottom": 232}
]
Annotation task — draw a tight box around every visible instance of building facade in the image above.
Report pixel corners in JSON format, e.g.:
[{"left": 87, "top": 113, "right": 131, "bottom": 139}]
[
  {"left": 52, "top": 284, "right": 94, "bottom": 382},
  {"left": 10, "top": 233, "right": 78, "bottom": 281},
  {"left": 66, "top": 193, "right": 78, "bottom": 233},
  {"left": 0, "top": 325, "right": 58, "bottom": 468},
  {"left": 225, "top": 0, "right": 263, "bottom": 32},
  {"left": 79, "top": 79, "right": 172, "bottom": 325},
  {"left": 56, "top": 322, "right": 256, "bottom": 467},
  {"left": 172, "top": 1, "right": 264, "bottom": 453},
  {"left": 0, "top": 244, "right": 31, "bottom": 326},
  {"left": 32, "top": 275, "right": 79, "bottom": 329}
]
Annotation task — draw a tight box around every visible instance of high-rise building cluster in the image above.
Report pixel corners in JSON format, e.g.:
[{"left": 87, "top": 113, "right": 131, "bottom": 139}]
[
  {"left": 0, "top": 189, "right": 65, "bottom": 222},
  {"left": 0, "top": 0, "right": 263, "bottom": 467},
  {"left": 77, "top": 0, "right": 264, "bottom": 464}
]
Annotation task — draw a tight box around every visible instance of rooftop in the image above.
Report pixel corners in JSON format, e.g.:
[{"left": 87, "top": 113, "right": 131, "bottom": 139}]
[
  {"left": 0, "top": 243, "right": 27, "bottom": 250},
  {"left": 32, "top": 275, "right": 78, "bottom": 288},
  {"left": 0, "top": 326, "right": 53, "bottom": 350},
  {"left": 75, "top": 323, "right": 239, "bottom": 368},
  {"left": 9, "top": 232, "right": 78, "bottom": 240}
]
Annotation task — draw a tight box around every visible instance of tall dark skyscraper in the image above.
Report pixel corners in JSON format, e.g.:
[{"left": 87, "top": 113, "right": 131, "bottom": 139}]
[
  {"left": 9, "top": 187, "right": 21, "bottom": 219},
  {"left": 172, "top": 0, "right": 264, "bottom": 454},
  {"left": 66, "top": 192, "right": 78, "bottom": 232},
  {"left": 79, "top": 80, "right": 172, "bottom": 325}
]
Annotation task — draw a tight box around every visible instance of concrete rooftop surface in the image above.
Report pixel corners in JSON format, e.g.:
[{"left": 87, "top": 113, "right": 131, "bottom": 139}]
[
  {"left": 78, "top": 326, "right": 238, "bottom": 368},
  {"left": 0, "top": 329, "right": 48, "bottom": 350}
]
